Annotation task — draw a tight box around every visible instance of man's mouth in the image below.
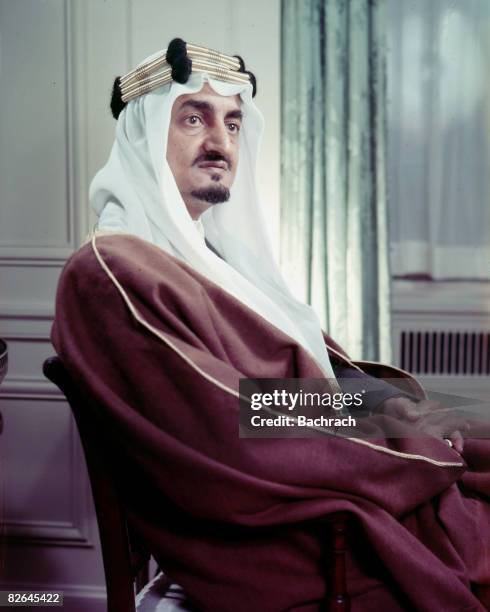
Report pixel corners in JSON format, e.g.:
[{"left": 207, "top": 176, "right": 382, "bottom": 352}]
[{"left": 197, "top": 160, "right": 228, "bottom": 171}]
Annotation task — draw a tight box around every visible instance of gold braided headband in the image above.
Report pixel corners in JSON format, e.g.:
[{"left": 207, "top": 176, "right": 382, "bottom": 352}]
[{"left": 120, "top": 41, "right": 251, "bottom": 104}]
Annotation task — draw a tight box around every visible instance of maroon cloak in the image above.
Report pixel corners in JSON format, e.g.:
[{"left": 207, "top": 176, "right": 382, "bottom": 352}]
[{"left": 51, "top": 235, "right": 490, "bottom": 611}]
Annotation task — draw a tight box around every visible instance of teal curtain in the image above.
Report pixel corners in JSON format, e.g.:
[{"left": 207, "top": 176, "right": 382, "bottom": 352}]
[{"left": 281, "top": 0, "right": 391, "bottom": 362}]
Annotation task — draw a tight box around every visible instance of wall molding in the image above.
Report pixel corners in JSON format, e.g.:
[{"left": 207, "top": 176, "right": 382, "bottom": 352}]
[
  {"left": 69, "top": 0, "right": 90, "bottom": 248},
  {"left": 0, "top": 250, "right": 73, "bottom": 266},
  {"left": 0, "top": 330, "right": 52, "bottom": 341},
  {"left": 0, "top": 306, "right": 54, "bottom": 322},
  {"left": 5, "top": 520, "right": 90, "bottom": 547},
  {"left": 0, "top": 379, "right": 62, "bottom": 400}
]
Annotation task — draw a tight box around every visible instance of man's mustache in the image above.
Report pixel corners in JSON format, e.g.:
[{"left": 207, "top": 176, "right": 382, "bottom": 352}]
[{"left": 193, "top": 152, "right": 232, "bottom": 170}]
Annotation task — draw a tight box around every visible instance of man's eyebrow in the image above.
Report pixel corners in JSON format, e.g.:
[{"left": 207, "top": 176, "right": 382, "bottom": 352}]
[
  {"left": 225, "top": 109, "right": 243, "bottom": 121},
  {"left": 178, "top": 100, "right": 243, "bottom": 121},
  {"left": 179, "top": 100, "right": 214, "bottom": 113}
]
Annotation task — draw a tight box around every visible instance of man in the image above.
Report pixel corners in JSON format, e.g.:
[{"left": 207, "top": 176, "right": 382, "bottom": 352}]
[{"left": 52, "top": 39, "right": 490, "bottom": 610}]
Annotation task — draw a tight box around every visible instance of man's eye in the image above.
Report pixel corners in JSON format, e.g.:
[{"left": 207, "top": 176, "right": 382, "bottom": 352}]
[
  {"left": 227, "top": 122, "right": 241, "bottom": 133},
  {"left": 185, "top": 115, "right": 203, "bottom": 126}
]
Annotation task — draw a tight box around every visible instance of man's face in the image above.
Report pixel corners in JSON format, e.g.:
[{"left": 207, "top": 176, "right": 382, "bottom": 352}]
[{"left": 166, "top": 83, "right": 242, "bottom": 219}]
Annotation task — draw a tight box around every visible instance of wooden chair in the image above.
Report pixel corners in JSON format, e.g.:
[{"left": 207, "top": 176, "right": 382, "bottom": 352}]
[
  {"left": 43, "top": 357, "right": 156, "bottom": 611},
  {"left": 43, "top": 356, "right": 350, "bottom": 612}
]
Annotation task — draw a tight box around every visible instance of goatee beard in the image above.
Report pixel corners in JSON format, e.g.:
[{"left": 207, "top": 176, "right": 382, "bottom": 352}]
[{"left": 191, "top": 185, "right": 230, "bottom": 204}]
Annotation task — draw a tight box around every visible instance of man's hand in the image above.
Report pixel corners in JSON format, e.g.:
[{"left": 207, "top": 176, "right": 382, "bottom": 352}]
[{"left": 378, "top": 397, "right": 468, "bottom": 453}]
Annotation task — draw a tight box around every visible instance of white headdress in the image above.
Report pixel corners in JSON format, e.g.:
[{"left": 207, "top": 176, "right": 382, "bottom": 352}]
[{"left": 90, "top": 46, "right": 335, "bottom": 378}]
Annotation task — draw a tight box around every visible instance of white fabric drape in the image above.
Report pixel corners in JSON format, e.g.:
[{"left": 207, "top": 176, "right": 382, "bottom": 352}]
[{"left": 387, "top": 0, "right": 490, "bottom": 280}]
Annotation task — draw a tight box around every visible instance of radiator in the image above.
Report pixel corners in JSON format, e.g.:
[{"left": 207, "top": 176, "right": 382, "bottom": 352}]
[
  {"left": 399, "top": 330, "right": 490, "bottom": 376},
  {"left": 391, "top": 283, "right": 490, "bottom": 422},
  {"left": 391, "top": 281, "right": 490, "bottom": 382}
]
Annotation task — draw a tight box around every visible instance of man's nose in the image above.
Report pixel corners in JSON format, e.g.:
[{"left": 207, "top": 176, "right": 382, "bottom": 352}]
[{"left": 202, "top": 122, "right": 231, "bottom": 154}]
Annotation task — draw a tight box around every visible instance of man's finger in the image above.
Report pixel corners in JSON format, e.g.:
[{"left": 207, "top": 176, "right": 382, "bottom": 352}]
[
  {"left": 449, "top": 430, "right": 464, "bottom": 454},
  {"left": 381, "top": 397, "right": 420, "bottom": 420},
  {"left": 404, "top": 407, "right": 421, "bottom": 421},
  {"left": 402, "top": 399, "right": 441, "bottom": 422}
]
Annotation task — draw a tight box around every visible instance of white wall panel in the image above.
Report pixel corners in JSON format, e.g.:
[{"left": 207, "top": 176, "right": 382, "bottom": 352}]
[
  {"left": 0, "top": 0, "right": 72, "bottom": 253},
  {"left": 0, "top": 397, "right": 90, "bottom": 539},
  {"left": 0, "top": 265, "right": 60, "bottom": 314}
]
